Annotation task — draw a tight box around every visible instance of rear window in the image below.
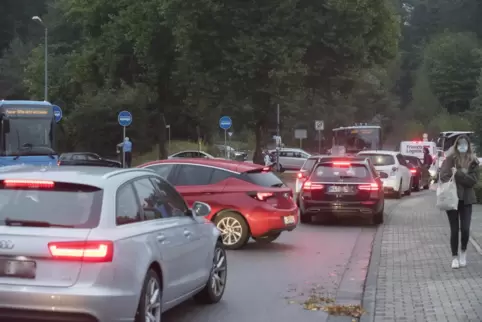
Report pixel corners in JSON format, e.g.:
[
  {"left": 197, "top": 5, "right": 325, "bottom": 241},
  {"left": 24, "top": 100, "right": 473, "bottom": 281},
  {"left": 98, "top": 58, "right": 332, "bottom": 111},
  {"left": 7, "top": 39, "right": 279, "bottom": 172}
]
[
  {"left": 0, "top": 181, "right": 103, "bottom": 228},
  {"left": 312, "top": 164, "right": 370, "bottom": 181},
  {"left": 242, "top": 171, "right": 285, "bottom": 187},
  {"left": 404, "top": 156, "right": 420, "bottom": 166},
  {"left": 301, "top": 159, "right": 317, "bottom": 172},
  {"left": 359, "top": 154, "right": 395, "bottom": 166}
]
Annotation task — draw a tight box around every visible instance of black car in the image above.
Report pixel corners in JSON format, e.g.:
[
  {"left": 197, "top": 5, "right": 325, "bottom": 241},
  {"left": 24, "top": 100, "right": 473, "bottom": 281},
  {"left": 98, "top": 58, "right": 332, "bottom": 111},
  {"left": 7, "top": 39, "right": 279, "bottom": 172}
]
[
  {"left": 58, "top": 152, "right": 121, "bottom": 167},
  {"left": 403, "top": 155, "right": 431, "bottom": 191},
  {"left": 299, "top": 156, "right": 384, "bottom": 225}
]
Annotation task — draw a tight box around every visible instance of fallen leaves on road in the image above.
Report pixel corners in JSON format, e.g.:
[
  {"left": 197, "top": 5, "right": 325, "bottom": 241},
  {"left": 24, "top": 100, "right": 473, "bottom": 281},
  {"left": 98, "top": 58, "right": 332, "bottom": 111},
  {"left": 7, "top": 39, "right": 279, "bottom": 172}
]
[
  {"left": 284, "top": 283, "right": 366, "bottom": 318},
  {"left": 322, "top": 304, "right": 366, "bottom": 318}
]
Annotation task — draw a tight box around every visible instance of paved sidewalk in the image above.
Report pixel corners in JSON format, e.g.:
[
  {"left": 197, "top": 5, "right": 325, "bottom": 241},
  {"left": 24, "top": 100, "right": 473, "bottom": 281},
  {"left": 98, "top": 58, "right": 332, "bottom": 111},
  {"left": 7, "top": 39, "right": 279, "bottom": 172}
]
[
  {"left": 361, "top": 192, "right": 482, "bottom": 322},
  {"left": 469, "top": 204, "right": 482, "bottom": 249}
]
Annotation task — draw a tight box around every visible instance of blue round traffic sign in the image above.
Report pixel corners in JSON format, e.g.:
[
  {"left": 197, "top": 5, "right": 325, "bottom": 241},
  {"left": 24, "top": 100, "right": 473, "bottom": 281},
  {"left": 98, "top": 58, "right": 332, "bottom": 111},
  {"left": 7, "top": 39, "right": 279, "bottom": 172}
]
[
  {"left": 52, "top": 105, "right": 62, "bottom": 123},
  {"left": 118, "top": 111, "right": 132, "bottom": 127},
  {"left": 219, "top": 116, "right": 232, "bottom": 130}
]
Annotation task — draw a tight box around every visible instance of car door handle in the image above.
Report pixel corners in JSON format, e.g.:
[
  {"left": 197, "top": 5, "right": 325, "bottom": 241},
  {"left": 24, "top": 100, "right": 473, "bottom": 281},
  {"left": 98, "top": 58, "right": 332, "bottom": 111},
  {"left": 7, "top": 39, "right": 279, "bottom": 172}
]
[
  {"left": 156, "top": 235, "right": 166, "bottom": 242},
  {"left": 183, "top": 230, "right": 192, "bottom": 237}
]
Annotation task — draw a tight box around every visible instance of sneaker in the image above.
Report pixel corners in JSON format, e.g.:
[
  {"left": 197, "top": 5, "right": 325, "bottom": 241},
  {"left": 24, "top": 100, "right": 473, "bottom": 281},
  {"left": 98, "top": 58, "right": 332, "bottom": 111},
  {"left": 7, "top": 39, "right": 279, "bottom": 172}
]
[
  {"left": 452, "top": 257, "right": 460, "bottom": 269},
  {"left": 459, "top": 252, "right": 467, "bottom": 267}
]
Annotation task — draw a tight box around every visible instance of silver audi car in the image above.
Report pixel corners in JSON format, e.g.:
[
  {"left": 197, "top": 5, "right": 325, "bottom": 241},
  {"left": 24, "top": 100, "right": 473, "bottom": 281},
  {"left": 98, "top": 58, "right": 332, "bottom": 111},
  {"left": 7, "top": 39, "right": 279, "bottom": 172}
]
[{"left": 0, "top": 166, "right": 227, "bottom": 322}]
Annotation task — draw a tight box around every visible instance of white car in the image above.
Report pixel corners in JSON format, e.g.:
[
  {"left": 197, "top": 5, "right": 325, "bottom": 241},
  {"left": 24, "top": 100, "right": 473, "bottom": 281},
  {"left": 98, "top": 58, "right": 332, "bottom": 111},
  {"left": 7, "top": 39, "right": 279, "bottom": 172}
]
[
  {"left": 168, "top": 150, "right": 215, "bottom": 159},
  {"left": 295, "top": 155, "right": 329, "bottom": 194},
  {"left": 268, "top": 148, "right": 311, "bottom": 171},
  {"left": 357, "top": 150, "right": 412, "bottom": 198}
]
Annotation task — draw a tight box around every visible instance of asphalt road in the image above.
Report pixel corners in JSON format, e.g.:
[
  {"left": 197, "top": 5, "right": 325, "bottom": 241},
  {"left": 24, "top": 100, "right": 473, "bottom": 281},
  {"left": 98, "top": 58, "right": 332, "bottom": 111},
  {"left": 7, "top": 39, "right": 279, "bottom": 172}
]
[{"left": 162, "top": 179, "right": 401, "bottom": 322}]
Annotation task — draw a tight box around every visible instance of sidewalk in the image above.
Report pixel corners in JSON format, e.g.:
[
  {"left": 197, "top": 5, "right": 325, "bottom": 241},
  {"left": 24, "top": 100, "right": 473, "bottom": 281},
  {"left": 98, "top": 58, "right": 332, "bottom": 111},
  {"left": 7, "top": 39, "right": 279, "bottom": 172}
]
[
  {"left": 361, "top": 192, "right": 482, "bottom": 322},
  {"left": 469, "top": 204, "right": 482, "bottom": 250}
]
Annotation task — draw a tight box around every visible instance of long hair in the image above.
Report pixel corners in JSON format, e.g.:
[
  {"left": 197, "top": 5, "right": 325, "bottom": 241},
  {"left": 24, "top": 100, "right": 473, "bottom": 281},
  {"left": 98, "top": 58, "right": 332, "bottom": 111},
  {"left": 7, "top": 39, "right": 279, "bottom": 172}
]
[{"left": 451, "top": 135, "right": 476, "bottom": 169}]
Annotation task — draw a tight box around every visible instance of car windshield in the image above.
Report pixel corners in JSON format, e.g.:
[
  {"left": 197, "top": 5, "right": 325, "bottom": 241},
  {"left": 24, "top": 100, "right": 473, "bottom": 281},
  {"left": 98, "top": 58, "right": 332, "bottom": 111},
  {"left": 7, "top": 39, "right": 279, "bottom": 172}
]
[
  {"left": 3, "top": 117, "right": 54, "bottom": 156},
  {"left": 359, "top": 154, "right": 395, "bottom": 166},
  {"left": 312, "top": 164, "right": 370, "bottom": 181},
  {"left": 0, "top": 182, "right": 103, "bottom": 228}
]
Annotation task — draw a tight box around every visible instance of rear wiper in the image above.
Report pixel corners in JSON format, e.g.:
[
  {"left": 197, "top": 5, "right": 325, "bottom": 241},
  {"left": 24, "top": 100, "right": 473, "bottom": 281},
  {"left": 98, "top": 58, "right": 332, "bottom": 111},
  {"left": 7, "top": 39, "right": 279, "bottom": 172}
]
[
  {"left": 339, "top": 175, "right": 356, "bottom": 179},
  {"left": 4, "top": 218, "right": 74, "bottom": 228}
]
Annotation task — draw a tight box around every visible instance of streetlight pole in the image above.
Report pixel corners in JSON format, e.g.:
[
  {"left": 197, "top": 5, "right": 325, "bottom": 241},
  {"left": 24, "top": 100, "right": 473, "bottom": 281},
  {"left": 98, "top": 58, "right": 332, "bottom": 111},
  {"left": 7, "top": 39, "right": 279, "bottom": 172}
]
[
  {"left": 166, "top": 125, "right": 171, "bottom": 154},
  {"left": 32, "top": 16, "right": 48, "bottom": 101}
]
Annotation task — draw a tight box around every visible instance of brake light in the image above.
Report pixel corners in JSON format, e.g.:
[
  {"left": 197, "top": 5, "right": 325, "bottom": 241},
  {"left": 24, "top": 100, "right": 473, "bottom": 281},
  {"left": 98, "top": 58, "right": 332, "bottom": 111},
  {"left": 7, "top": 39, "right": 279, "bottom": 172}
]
[
  {"left": 4, "top": 179, "right": 54, "bottom": 189},
  {"left": 48, "top": 241, "right": 114, "bottom": 262},
  {"left": 333, "top": 161, "right": 350, "bottom": 166},
  {"left": 248, "top": 192, "right": 274, "bottom": 201},
  {"left": 410, "top": 169, "right": 417, "bottom": 174},
  {"left": 297, "top": 172, "right": 305, "bottom": 179},
  {"left": 358, "top": 183, "right": 379, "bottom": 191},
  {"left": 262, "top": 167, "right": 271, "bottom": 172},
  {"left": 303, "top": 181, "right": 324, "bottom": 190}
]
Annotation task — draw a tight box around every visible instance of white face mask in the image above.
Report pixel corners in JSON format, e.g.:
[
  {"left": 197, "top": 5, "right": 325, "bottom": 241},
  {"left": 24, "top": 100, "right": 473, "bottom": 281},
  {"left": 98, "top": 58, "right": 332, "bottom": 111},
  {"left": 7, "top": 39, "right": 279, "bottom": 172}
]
[{"left": 457, "top": 141, "right": 469, "bottom": 153}]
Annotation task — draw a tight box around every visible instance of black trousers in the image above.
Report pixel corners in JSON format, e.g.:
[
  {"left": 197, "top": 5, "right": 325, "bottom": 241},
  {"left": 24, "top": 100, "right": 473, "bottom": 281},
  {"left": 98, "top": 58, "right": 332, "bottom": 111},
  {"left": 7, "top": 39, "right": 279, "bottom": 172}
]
[
  {"left": 125, "top": 152, "right": 132, "bottom": 168},
  {"left": 447, "top": 200, "right": 472, "bottom": 256}
]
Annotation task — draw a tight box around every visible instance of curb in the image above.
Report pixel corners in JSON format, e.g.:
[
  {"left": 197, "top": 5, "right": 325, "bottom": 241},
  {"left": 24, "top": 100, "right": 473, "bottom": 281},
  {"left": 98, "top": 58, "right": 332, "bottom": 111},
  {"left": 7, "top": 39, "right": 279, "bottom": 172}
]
[{"left": 469, "top": 236, "right": 482, "bottom": 255}]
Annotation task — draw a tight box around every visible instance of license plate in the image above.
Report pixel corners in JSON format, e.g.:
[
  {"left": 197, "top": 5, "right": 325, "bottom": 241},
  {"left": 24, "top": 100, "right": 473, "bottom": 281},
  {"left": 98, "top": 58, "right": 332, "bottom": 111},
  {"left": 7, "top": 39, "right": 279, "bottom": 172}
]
[
  {"left": 1, "top": 260, "right": 36, "bottom": 278},
  {"left": 328, "top": 186, "right": 353, "bottom": 193},
  {"left": 283, "top": 216, "right": 295, "bottom": 225}
]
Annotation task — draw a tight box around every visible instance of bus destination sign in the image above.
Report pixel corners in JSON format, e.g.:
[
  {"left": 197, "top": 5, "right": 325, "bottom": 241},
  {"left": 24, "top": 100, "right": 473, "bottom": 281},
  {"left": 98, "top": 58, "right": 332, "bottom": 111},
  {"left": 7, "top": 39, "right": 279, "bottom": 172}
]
[{"left": 5, "top": 108, "right": 49, "bottom": 117}]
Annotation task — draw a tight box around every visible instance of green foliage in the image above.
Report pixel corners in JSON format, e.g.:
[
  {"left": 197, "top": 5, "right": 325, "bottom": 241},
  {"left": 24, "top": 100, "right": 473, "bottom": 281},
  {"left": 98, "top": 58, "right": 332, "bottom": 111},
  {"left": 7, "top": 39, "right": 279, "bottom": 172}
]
[{"left": 423, "top": 32, "right": 482, "bottom": 114}]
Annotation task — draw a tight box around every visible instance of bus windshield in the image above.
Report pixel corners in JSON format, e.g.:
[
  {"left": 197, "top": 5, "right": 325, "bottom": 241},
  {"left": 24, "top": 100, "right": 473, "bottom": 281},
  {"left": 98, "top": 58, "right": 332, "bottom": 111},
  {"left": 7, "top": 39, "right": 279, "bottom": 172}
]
[{"left": 332, "top": 127, "right": 381, "bottom": 153}]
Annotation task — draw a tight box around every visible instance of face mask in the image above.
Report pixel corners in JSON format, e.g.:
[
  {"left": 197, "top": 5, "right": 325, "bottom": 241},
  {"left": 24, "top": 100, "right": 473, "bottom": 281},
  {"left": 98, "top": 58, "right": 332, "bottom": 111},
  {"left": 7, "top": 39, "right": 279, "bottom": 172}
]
[{"left": 457, "top": 143, "right": 468, "bottom": 153}]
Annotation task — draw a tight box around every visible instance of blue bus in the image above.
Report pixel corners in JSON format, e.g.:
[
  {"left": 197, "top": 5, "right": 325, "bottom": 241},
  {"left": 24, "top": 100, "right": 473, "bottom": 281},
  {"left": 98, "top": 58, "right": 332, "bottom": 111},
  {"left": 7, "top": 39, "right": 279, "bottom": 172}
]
[{"left": 0, "top": 100, "right": 57, "bottom": 166}]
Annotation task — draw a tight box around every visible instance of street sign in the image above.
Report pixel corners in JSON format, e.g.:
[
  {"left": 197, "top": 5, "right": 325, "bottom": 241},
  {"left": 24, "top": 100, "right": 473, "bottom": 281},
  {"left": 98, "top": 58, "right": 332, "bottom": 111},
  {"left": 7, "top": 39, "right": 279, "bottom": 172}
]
[
  {"left": 294, "top": 129, "right": 307, "bottom": 139},
  {"left": 52, "top": 105, "right": 62, "bottom": 123},
  {"left": 228, "top": 132, "right": 233, "bottom": 137},
  {"left": 315, "top": 120, "right": 324, "bottom": 131},
  {"left": 219, "top": 116, "right": 232, "bottom": 130},
  {"left": 118, "top": 111, "right": 132, "bottom": 127}
]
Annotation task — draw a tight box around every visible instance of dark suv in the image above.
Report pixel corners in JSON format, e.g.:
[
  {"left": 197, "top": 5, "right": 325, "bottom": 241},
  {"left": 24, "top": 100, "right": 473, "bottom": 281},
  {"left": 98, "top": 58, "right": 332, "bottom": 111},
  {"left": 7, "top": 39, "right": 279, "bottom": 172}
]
[{"left": 298, "top": 156, "right": 384, "bottom": 225}]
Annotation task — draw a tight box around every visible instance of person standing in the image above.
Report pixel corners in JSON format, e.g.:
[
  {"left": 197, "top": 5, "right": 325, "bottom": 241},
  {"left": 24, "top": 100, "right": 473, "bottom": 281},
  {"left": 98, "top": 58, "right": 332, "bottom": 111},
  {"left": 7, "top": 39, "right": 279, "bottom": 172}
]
[
  {"left": 439, "top": 135, "right": 479, "bottom": 269},
  {"left": 423, "top": 147, "right": 433, "bottom": 168},
  {"left": 117, "top": 137, "right": 133, "bottom": 168}
]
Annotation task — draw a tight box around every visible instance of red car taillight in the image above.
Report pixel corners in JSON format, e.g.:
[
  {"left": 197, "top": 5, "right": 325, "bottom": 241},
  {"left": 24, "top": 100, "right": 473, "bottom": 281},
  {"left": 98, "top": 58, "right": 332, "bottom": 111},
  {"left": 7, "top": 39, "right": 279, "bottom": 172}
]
[
  {"left": 410, "top": 168, "right": 417, "bottom": 174},
  {"left": 302, "top": 181, "right": 324, "bottom": 190},
  {"left": 358, "top": 182, "right": 380, "bottom": 198},
  {"left": 247, "top": 192, "right": 274, "bottom": 201},
  {"left": 48, "top": 241, "right": 114, "bottom": 262}
]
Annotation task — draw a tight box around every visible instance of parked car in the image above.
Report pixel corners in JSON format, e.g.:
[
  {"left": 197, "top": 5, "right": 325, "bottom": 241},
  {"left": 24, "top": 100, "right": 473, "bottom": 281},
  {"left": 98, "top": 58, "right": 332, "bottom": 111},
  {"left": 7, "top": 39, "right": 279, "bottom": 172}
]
[
  {"left": 295, "top": 155, "right": 330, "bottom": 195},
  {"left": 357, "top": 150, "right": 412, "bottom": 199},
  {"left": 215, "top": 145, "right": 248, "bottom": 161},
  {"left": 168, "top": 150, "right": 215, "bottom": 159},
  {"left": 402, "top": 155, "right": 431, "bottom": 191},
  {"left": 0, "top": 166, "right": 226, "bottom": 321},
  {"left": 298, "top": 156, "right": 384, "bottom": 224},
  {"left": 268, "top": 148, "right": 311, "bottom": 171},
  {"left": 138, "top": 158, "right": 298, "bottom": 249},
  {"left": 58, "top": 152, "right": 121, "bottom": 167}
]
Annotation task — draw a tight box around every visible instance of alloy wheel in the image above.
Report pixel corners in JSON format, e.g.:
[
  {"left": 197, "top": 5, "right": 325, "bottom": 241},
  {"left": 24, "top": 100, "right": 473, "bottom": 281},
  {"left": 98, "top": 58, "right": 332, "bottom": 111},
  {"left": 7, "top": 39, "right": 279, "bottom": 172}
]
[
  {"left": 217, "top": 217, "right": 243, "bottom": 245},
  {"left": 144, "top": 277, "right": 161, "bottom": 322},
  {"left": 211, "top": 247, "right": 227, "bottom": 297}
]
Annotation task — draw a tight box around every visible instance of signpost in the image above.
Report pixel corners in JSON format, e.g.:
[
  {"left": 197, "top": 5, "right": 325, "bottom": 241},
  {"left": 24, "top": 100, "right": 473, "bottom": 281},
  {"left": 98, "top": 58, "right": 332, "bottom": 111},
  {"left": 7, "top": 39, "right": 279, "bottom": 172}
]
[
  {"left": 228, "top": 132, "right": 233, "bottom": 159},
  {"left": 315, "top": 120, "right": 324, "bottom": 153},
  {"left": 118, "top": 111, "right": 132, "bottom": 168},
  {"left": 219, "top": 116, "right": 232, "bottom": 158},
  {"left": 52, "top": 105, "right": 62, "bottom": 123},
  {"left": 294, "top": 129, "right": 307, "bottom": 148}
]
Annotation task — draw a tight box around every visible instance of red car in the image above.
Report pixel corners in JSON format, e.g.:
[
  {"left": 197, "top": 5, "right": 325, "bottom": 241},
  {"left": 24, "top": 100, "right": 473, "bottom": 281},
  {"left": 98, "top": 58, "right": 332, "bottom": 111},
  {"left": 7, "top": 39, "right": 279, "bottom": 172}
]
[{"left": 138, "top": 158, "right": 298, "bottom": 249}]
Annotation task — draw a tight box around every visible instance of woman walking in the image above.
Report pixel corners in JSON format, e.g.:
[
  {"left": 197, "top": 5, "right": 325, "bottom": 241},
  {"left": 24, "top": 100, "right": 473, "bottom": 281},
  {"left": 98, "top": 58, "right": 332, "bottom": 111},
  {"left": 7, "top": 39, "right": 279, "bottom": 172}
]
[{"left": 440, "top": 135, "right": 479, "bottom": 269}]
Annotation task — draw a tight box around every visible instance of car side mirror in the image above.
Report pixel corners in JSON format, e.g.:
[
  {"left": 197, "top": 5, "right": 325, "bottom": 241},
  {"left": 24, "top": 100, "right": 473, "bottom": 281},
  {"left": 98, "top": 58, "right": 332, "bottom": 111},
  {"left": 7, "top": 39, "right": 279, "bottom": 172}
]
[
  {"left": 379, "top": 172, "right": 389, "bottom": 179},
  {"left": 191, "top": 201, "right": 211, "bottom": 217}
]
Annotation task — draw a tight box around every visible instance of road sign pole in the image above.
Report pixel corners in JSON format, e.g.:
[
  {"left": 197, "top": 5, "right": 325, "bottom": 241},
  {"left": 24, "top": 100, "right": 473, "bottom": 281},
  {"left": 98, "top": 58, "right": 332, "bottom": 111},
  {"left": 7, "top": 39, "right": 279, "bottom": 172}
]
[
  {"left": 122, "top": 126, "right": 126, "bottom": 168},
  {"left": 276, "top": 104, "right": 280, "bottom": 172},
  {"left": 318, "top": 130, "right": 321, "bottom": 154},
  {"left": 224, "top": 129, "right": 227, "bottom": 158},
  {"left": 299, "top": 138, "right": 302, "bottom": 149}
]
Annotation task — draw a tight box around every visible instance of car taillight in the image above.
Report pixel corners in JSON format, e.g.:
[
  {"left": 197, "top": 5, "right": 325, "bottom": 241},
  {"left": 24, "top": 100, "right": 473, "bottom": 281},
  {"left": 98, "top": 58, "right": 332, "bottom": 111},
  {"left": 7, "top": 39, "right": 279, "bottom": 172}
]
[
  {"left": 297, "top": 172, "right": 306, "bottom": 179},
  {"left": 303, "top": 181, "right": 324, "bottom": 190},
  {"left": 358, "top": 183, "right": 379, "bottom": 191},
  {"left": 333, "top": 161, "right": 350, "bottom": 166},
  {"left": 3, "top": 179, "right": 54, "bottom": 189},
  {"left": 247, "top": 192, "right": 274, "bottom": 201},
  {"left": 48, "top": 241, "right": 114, "bottom": 262},
  {"left": 410, "top": 169, "right": 417, "bottom": 174}
]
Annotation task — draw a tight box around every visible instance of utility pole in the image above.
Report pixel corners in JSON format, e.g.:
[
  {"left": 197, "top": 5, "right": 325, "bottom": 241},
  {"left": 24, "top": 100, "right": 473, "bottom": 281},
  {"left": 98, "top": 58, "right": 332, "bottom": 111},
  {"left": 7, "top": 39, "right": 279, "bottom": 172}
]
[
  {"left": 32, "top": 16, "right": 48, "bottom": 101},
  {"left": 276, "top": 104, "right": 280, "bottom": 172}
]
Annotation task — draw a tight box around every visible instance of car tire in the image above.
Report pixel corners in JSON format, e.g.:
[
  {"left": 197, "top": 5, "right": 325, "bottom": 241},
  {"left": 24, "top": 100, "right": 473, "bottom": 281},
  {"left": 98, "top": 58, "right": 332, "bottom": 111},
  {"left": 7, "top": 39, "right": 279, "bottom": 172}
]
[
  {"left": 423, "top": 183, "right": 430, "bottom": 190},
  {"left": 395, "top": 181, "right": 402, "bottom": 199},
  {"left": 373, "top": 207, "right": 384, "bottom": 225},
  {"left": 414, "top": 177, "right": 421, "bottom": 192},
  {"left": 405, "top": 179, "right": 412, "bottom": 196},
  {"left": 193, "top": 241, "right": 227, "bottom": 304},
  {"left": 214, "top": 212, "right": 250, "bottom": 250},
  {"left": 253, "top": 232, "right": 281, "bottom": 244},
  {"left": 135, "top": 269, "right": 162, "bottom": 322}
]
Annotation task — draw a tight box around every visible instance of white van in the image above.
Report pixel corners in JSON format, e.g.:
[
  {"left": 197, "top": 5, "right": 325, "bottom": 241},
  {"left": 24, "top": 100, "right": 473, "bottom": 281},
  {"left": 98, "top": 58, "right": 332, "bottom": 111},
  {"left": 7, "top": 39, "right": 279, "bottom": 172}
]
[{"left": 399, "top": 141, "right": 436, "bottom": 161}]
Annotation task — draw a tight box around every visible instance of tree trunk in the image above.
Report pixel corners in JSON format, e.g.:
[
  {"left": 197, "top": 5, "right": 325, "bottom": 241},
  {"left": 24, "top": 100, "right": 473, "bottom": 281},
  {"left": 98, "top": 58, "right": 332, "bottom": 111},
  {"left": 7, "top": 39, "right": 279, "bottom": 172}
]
[
  {"left": 253, "top": 120, "right": 264, "bottom": 164},
  {"left": 158, "top": 111, "right": 168, "bottom": 159}
]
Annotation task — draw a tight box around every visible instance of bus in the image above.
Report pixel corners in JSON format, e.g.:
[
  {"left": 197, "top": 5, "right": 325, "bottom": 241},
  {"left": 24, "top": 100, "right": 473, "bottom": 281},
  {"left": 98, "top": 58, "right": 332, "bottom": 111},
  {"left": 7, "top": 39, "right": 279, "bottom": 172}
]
[
  {"left": 332, "top": 125, "right": 382, "bottom": 155},
  {"left": 435, "top": 131, "right": 476, "bottom": 152},
  {"left": 0, "top": 100, "right": 57, "bottom": 166}
]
